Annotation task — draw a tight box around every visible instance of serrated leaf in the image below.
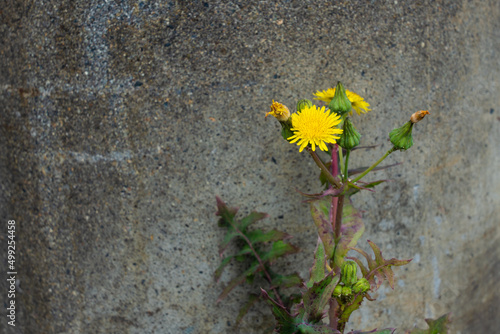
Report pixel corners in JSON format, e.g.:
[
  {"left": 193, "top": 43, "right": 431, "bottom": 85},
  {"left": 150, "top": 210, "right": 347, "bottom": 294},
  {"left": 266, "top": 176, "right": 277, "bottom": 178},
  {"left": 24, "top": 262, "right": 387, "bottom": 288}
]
[
  {"left": 261, "top": 289, "right": 298, "bottom": 334},
  {"left": 302, "top": 273, "right": 340, "bottom": 323},
  {"left": 235, "top": 293, "right": 260, "bottom": 327},
  {"left": 214, "top": 246, "right": 254, "bottom": 282},
  {"left": 271, "top": 272, "right": 303, "bottom": 288},
  {"left": 296, "top": 324, "right": 341, "bottom": 334},
  {"left": 351, "top": 240, "right": 412, "bottom": 290},
  {"left": 246, "top": 229, "right": 291, "bottom": 244},
  {"left": 307, "top": 238, "right": 327, "bottom": 288},
  {"left": 297, "top": 186, "right": 345, "bottom": 202},
  {"left": 310, "top": 197, "right": 335, "bottom": 259},
  {"left": 261, "top": 240, "right": 300, "bottom": 262},
  {"left": 344, "top": 179, "right": 390, "bottom": 196},
  {"left": 216, "top": 262, "right": 261, "bottom": 303},
  {"left": 348, "top": 328, "right": 396, "bottom": 334},
  {"left": 239, "top": 211, "right": 269, "bottom": 232},
  {"left": 406, "top": 313, "right": 451, "bottom": 334},
  {"left": 333, "top": 199, "right": 365, "bottom": 268},
  {"left": 262, "top": 289, "right": 341, "bottom": 334},
  {"left": 215, "top": 196, "right": 269, "bottom": 255}
]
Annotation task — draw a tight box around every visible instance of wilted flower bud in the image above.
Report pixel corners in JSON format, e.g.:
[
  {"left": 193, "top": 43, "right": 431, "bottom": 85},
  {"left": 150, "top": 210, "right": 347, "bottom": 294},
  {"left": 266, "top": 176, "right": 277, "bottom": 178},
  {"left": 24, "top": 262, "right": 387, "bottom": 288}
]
[
  {"left": 390, "top": 110, "right": 430, "bottom": 150},
  {"left": 333, "top": 285, "right": 343, "bottom": 298},
  {"left": 410, "top": 110, "right": 430, "bottom": 124},
  {"left": 341, "top": 286, "right": 352, "bottom": 297},
  {"left": 328, "top": 82, "right": 352, "bottom": 117},
  {"left": 266, "top": 100, "right": 291, "bottom": 122},
  {"left": 352, "top": 278, "right": 370, "bottom": 294},
  {"left": 296, "top": 99, "right": 313, "bottom": 112},
  {"left": 341, "top": 261, "right": 358, "bottom": 287},
  {"left": 265, "top": 100, "right": 294, "bottom": 141},
  {"left": 338, "top": 117, "right": 361, "bottom": 150}
]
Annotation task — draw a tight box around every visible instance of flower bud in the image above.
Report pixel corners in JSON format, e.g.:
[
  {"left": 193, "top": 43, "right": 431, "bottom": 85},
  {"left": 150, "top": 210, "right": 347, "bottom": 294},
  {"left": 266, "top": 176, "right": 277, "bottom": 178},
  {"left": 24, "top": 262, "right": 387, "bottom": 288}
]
[
  {"left": 338, "top": 117, "right": 361, "bottom": 150},
  {"left": 410, "top": 110, "right": 430, "bottom": 124},
  {"left": 280, "top": 120, "right": 294, "bottom": 141},
  {"left": 389, "top": 121, "right": 414, "bottom": 151},
  {"left": 296, "top": 99, "right": 313, "bottom": 112},
  {"left": 333, "top": 285, "right": 343, "bottom": 298},
  {"left": 341, "top": 261, "right": 358, "bottom": 287},
  {"left": 328, "top": 82, "right": 352, "bottom": 117},
  {"left": 266, "top": 100, "right": 291, "bottom": 122},
  {"left": 352, "top": 278, "right": 370, "bottom": 294},
  {"left": 341, "top": 286, "right": 352, "bottom": 297}
]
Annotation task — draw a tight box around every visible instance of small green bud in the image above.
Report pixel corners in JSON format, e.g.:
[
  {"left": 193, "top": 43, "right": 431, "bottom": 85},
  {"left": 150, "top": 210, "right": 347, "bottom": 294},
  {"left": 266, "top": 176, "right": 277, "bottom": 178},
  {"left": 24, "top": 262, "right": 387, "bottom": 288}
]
[
  {"left": 328, "top": 81, "right": 351, "bottom": 116},
  {"left": 338, "top": 117, "right": 361, "bottom": 150},
  {"left": 389, "top": 121, "right": 414, "bottom": 150},
  {"left": 341, "top": 261, "right": 358, "bottom": 287},
  {"left": 333, "top": 285, "right": 343, "bottom": 298},
  {"left": 352, "top": 278, "right": 370, "bottom": 294},
  {"left": 341, "top": 286, "right": 352, "bottom": 297},
  {"left": 296, "top": 99, "right": 313, "bottom": 112}
]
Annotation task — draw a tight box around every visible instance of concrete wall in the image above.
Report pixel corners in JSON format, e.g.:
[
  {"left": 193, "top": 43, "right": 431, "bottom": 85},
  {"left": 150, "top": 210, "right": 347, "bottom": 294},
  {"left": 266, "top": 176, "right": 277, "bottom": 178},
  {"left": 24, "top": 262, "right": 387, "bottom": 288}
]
[{"left": 1, "top": 0, "right": 499, "bottom": 333}]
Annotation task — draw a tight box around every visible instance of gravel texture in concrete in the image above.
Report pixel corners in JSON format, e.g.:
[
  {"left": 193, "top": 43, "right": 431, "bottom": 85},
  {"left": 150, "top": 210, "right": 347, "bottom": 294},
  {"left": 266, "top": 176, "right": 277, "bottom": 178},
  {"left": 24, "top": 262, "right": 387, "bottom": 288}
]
[{"left": 1, "top": 0, "right": 499, "bottom": 333}]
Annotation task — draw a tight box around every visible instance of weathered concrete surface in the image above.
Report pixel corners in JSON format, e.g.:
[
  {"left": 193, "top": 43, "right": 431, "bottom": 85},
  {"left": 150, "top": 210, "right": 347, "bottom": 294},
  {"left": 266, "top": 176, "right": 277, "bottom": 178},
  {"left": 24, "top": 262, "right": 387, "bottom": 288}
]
[{"left": 1, "top": 0, "right": 499, "bottom": 333}]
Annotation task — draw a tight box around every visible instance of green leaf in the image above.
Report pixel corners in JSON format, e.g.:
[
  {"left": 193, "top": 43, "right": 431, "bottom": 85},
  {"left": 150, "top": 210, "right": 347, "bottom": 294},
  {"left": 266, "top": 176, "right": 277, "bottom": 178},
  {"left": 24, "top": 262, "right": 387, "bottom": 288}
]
[
  {"left": 261, "top": 240, "right": 300, "bottom": 262},
  {"left": 310, "top": 197, "right": 335, "bottom": 259},
  {"left": 333, "top": 199, "right": 365, "bottom": 268},
  {"left": 302, "top": 273, "right": 340, "bottom": 323},
  {"left": 246, "top": 229, "right": 291, "bottom": 244},
  {"left": 406, "top": 313, "right": 451, "bottom": 334},
  {"left": 307, "top": 238, "right": 327, "bottom": 288},
  {"left": 261, "top": 289, "right": 298, "bottom": 334},
  {"left": 344, "top": 180, "right": 389, "bottom": 196},
  {"left": 347, "top": 329, "right": 396, "bottom": 334},
  {"left": 271, "top": 272, "right": 303, "bottom": 288},
  {"left": 214, "top": 245, "right": 254, "bottom": 281},
  {"left": 350, "top": 240, "right": 412, "bottom": 290},
  {"left": 239, "top": 211, "right": 269, "bottom": 232},
  {"left": 261, "top": 289, "right": 341, "bottom": 334},
  {"left": 216, "top": 262, "right": 260, "bottom": 303},
  {"left": 215, "top": 196, "right": 268, "bottom": 255}
]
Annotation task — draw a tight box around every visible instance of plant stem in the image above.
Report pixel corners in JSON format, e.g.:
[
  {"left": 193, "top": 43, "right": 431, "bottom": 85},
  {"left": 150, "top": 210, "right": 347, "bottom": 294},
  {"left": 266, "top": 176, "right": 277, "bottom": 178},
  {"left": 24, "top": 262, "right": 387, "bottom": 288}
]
[
  {"left": 328, "top": 298, "right": 339, "bottom": 329},
  {"left": 334, "top": 195, "right": 344, "bottom": 241},
  {"left": 330, "top": 145, "right": 340, "bottom": 232},
  {"left": 308, "top": 149, "right": 342, "bottom": 189},
  {"left": 230, "top": 221, "right": 284, "bottom": 306},
  {"left": 343, "top": 149, "right": 351, "bottom": 182},
  {"left": 338, "top": 145, "right": 344, "bottom": 177},
  {"left": 351, "top": 146, "right": 396, "bottom": 183}
]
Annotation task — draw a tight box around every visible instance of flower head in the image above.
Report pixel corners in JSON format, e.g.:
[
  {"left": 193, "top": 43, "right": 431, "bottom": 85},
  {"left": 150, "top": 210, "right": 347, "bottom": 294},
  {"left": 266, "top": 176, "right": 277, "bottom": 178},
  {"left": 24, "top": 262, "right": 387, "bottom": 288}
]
[
  {"left": 313, "top": 88, "right": 371, "bottom": 115},
  {"left": 265, "top": 100, "right": 290, "bottom": 121},
  {"left": 410, "top": 110, "right": 430, "bottom": 123},
  {"left": 287, "top": 105, "right": 343, "bottom": 152}
]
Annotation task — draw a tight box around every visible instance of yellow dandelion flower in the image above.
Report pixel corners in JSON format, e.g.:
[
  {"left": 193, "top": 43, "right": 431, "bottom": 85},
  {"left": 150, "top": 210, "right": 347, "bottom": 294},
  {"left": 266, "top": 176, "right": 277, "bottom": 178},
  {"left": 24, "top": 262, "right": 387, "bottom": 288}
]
[
  {"left": 288, "top": 105, "right": 343, "bottom": 152},
  {"left": 313, "top": 88, "right": 371, "bottom": 115},
  {"left": 265, "top": 100, "right": 290, "bottom": 121}
]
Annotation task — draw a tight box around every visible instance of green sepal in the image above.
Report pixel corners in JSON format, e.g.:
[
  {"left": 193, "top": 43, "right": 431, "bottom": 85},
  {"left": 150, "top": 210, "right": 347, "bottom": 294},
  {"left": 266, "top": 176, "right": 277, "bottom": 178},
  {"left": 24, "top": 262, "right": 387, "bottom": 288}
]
[
  {"left": 389, "top": 121, "right": 414, "bottom": 150},
  {"left": 328, "top": 81, "right": 351, "bottom": 116},
  {"left": 280, "top": 119, "right": 294, "bottom": 141},
  {"left": 338, "top": 117, "right": 361, "bottom": 150}
]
